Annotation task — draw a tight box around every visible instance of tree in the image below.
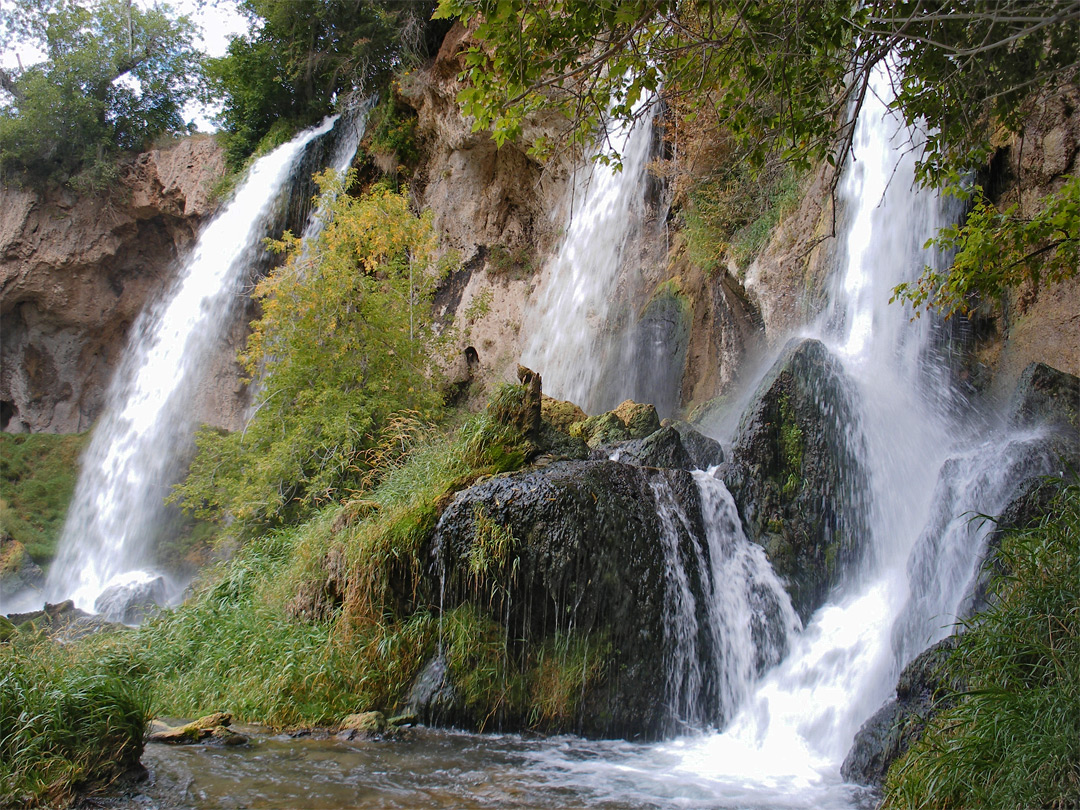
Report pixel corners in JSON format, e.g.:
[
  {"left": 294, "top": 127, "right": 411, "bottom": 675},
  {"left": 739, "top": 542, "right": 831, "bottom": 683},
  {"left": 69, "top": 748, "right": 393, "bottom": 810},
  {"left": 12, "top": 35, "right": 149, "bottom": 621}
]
[
  {"left": 433, "top": 0, "right": 1079, "bottom": 313},
  {"left": 173, "top": 173, "right": 452, "bottom": 528},
  {"left": 208, "top": 0, "right": 448, "bottom": 167},
  {"left": 0, "top": 0, "right": 204, "bottom": 183}
]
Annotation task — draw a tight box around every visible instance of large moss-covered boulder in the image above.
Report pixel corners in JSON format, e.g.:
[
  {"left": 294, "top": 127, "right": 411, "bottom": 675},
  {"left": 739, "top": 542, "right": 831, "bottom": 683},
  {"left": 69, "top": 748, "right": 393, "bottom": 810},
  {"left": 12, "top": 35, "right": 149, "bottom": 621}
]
[
  {"left": 721, "top": 338, "right": 868, "bottom": 621},
  {"left": 420, "top": 459, "right": 720, "bottom": 739}
]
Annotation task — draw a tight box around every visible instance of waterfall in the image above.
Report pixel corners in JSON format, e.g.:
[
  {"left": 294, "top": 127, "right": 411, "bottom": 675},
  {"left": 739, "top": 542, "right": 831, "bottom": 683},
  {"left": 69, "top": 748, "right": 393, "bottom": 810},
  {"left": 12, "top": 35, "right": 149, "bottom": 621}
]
[
  {"left": 45, "top": 113, "right": 366, "bottom": 615},
  {"left": 520, "top": 100, "right": 659, "bottom": 413},
  {"left": 512, "top": 64, "right": 1064, "bottom": 808},
  {"left": 650, "top": 472, "right": 799, "bottom": 733},
  {"left": 654, "top": 65, "right": 1061, "bottom": 799}
]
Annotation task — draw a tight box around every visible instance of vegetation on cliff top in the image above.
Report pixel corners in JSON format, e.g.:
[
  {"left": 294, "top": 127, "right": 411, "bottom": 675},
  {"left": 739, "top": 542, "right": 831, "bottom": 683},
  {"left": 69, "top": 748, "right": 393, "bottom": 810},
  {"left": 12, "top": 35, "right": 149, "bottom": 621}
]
[
  {"left": 207, "top": 0, "right": 446, "bottom": 169},
  {"left": 0, "top": 0, "right": 204, "bottom": 186}
]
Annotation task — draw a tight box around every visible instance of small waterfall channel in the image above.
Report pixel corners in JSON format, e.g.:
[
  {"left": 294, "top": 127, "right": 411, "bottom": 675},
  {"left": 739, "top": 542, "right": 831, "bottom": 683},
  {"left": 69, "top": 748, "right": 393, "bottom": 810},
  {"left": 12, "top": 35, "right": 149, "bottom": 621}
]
[
  {"left": 43, "top": 113, "right": 366, "bottom": 616},
  {"left": 520, "top": 98, "right": 667, "bottom": 414}
]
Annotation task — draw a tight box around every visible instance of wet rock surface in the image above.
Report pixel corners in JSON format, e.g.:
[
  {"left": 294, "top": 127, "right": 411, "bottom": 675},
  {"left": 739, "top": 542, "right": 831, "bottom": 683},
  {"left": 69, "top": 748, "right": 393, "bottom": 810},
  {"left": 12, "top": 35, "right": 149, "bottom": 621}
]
[
  {"left": 5, "top": 598, "right": 119, "bottom": 641},
  {"left": 720, "top": 338, "right": 869, "bottom": 622},
  {"left": 148, "top": 713, "right": 248, "bottom": 746},
  {"left": 0, "top": 532, "right": 43, "bottom": 597},
  {"left": 422, "top": 456, "right": 715, "bottom": 739},
  {"left": 94, "top": 575, "right": 168, "bottom": 624},
  {"left": 842, "top": 637, "right": 959, "bottom": 787}
]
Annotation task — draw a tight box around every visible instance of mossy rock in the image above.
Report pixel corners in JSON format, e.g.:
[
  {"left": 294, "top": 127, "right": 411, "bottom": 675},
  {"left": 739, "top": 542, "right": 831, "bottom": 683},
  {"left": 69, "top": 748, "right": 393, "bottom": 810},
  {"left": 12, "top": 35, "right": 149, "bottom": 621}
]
[
  {"left": 541, "top": 396, "right": 588, "bottom": 433},
  {"left": 721, "top": 338, "right": 868, "bottom": 622},
  {"left": 613, "top": 400, "right": 662, "bottom": 439},
  {"left": 575, "top": 412, "right": 631, "bottom": 449},
  {"left": 427, "top": 459, "right": 723, "bottom": 738}
]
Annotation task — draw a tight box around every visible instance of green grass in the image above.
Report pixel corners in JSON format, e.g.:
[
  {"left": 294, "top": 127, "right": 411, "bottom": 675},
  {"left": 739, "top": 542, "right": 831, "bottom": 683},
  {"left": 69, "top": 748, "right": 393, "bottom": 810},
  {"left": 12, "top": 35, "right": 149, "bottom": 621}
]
[
  {"left": 0, "top": 432, "right": 89, "bottom": 566},
  {"left": 0, "top": 638, "right": 150, "bottom": 808},
  {"left": 883, "top": 479, "right": 1080, "bottom": 809},
  {"left": 130, "top": 397, "right": 537, "bottom": 728},
  {"left": 683, "top": 160, "right": 803, "bottom": 275}
]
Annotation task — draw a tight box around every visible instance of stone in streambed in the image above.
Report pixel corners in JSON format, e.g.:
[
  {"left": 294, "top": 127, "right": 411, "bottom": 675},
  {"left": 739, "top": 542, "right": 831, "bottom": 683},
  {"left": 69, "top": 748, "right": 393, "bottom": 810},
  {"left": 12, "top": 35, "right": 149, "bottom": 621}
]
[
  {"left": 148, "top": 712, "right": 247, "bottom": 746},
  {"left": 337, "top": 710, "right": 387, "bottom": 740}
]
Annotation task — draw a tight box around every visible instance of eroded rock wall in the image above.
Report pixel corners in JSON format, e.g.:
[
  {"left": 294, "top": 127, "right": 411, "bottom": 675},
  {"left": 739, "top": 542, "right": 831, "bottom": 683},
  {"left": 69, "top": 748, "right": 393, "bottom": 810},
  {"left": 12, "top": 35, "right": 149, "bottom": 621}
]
[{"left": 0, "top": 136, "right": 230, "bottom": 433}]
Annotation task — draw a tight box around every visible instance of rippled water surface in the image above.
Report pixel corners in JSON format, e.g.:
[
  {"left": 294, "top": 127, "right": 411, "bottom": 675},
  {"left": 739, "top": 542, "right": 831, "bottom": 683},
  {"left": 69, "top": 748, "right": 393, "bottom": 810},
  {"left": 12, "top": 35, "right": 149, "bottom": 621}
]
[{"left": 135, "top": 729, "right": 875, "bottom": 810}]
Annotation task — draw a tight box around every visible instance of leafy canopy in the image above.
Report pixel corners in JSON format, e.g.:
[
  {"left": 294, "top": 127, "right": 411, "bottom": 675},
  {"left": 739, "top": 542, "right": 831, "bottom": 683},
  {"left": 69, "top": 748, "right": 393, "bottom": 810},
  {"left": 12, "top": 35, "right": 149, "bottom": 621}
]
[
  {"left": 435, "top": 0, "right": 1078, "bottom": 314},
  {"left": 208, "top": 0, "right": 444, "bottom": 167},
  {"left": 435, "top": 0, "right": 1077, "bottom": 180},
  {"left": 0, "top": 0, "right": 203, "bottom": 183},
  {"left": 173, "top": 172, "right": 452, "bottom": 529}
]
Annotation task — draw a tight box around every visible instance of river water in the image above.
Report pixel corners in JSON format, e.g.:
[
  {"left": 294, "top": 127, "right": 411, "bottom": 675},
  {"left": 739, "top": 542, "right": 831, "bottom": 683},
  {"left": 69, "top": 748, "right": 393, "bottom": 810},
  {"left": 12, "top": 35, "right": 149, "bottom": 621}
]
[{"left": 126, "top": 728, "right": 875, "bottom": 810}]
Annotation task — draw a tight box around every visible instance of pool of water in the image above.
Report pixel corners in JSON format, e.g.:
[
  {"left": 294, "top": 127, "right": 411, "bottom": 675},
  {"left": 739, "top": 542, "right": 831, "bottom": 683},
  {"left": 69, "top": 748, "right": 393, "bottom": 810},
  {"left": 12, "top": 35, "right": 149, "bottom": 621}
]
[{"left": 124, "top": 728, "right": 878, "bottom": 810}]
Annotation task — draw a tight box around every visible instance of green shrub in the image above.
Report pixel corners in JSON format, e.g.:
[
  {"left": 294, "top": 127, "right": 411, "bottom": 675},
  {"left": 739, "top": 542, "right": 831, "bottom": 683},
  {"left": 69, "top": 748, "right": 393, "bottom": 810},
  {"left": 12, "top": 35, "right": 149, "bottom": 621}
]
[
  {"left": 0, "top": 432, "right": 89, "bottom": 566},
  {"left": 883, "top": 479, "right": 1080, "bottom": 809},
  {"left": 0, "top": 640, "right": 150, "bottom": 808},
  {"left": 683, "top": 158, "right": 802, "bottom": 275}
]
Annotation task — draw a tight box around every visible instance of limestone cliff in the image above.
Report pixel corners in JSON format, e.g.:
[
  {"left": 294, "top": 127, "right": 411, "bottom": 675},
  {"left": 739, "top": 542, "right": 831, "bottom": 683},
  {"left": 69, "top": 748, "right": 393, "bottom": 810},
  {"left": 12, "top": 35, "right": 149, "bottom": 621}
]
[{"left": 0, "top": 136, "right": 229, "bottom": 433}]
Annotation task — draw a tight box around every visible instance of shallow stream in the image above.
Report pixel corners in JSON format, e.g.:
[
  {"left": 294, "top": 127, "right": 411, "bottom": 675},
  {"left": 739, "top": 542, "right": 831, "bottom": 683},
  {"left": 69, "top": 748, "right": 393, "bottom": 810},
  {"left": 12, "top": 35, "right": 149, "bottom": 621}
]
[{"left": 129, "top": 728, "right": 877, "bottom": 810}]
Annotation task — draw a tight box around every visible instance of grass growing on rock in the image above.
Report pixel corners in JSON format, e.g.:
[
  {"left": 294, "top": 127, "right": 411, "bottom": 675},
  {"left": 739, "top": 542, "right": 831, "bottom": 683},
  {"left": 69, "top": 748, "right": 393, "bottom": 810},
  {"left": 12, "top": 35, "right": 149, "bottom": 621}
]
[
  {"left": 0, "top": 432, "right": 89, "bottom": 566},
  {"left": 136, "top": 393, "right": 538, "bottom": 728}
]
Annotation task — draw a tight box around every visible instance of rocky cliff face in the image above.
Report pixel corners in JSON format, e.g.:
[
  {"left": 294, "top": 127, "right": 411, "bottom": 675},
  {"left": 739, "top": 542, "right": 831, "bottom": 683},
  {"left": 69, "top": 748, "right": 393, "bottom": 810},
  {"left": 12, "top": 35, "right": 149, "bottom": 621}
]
[
  {"left": 0, "top": 136, "right": 228, "bottom": 433},
  {"left": 400, "top": 23, "right": 575, "bottom": 394}
]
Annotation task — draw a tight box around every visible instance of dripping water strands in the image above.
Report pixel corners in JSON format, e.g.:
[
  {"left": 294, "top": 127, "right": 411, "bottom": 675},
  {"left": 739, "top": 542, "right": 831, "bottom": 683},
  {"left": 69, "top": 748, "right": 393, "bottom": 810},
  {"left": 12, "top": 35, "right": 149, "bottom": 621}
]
[
  {"left": 520, "top": 96, "right": 662, "bottom": 414},
  {"left": 43, "top": 112, "right": 367, "bottom": 618}
]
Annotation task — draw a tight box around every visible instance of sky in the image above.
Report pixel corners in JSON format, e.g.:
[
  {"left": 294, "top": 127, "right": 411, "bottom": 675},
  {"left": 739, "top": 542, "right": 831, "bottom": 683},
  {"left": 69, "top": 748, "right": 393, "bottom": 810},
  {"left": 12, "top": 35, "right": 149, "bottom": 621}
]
[{"left": 1, "top": 0, "right": 250, "bottom": 131}]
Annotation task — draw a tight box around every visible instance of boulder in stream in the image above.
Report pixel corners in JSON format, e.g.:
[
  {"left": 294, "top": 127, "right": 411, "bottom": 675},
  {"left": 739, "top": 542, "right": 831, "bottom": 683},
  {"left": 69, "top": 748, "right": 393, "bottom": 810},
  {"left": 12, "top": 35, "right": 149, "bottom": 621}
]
[
  {"left": 417, "top": 456, "right": 725, "bottom": 739},
  {"left": 148, "top": 712, "right": 248, "bottom": 746},
  {"left": 721, "top": 338, "right": 869, "bottom": 621},
  {"left": 94, "top": 574, "right": 168, "bottom": 624}
]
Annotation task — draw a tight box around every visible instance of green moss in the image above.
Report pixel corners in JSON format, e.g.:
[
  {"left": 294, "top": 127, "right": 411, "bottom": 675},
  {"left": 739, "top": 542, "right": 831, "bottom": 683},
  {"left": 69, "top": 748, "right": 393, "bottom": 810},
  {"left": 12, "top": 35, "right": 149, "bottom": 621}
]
[
  {"left": 777, "top": 394, "right": 804, "bottom": 497},
  {"left": 0, "top": 432, "right": 90, "bottom": 566},
  {"left": 527, "top": 631, "right": 610, "bottom": 728},
  {"left": 442, "top": 603, "right": 523, "bottom": 727}
]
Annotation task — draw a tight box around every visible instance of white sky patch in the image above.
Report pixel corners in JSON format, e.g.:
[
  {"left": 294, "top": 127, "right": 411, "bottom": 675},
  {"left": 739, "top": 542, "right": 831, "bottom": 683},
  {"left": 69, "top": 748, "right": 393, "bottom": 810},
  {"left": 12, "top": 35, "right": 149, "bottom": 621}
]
[{"left": 2, "top": 0, "right": 250, "bottom": 131}]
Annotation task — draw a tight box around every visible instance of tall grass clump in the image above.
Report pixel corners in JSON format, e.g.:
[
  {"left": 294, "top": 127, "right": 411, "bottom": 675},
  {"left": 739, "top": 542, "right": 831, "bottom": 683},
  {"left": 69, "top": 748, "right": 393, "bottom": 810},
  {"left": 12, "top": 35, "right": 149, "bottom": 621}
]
[
  {"left": 142, "top": 393, "right": 536, "bottom": 727},
  {"left": 0, "top": 639, "right": 150, "bottom": 808},
  {"left": 883, "top": 479, "right": 1080, "bottom": 809}
]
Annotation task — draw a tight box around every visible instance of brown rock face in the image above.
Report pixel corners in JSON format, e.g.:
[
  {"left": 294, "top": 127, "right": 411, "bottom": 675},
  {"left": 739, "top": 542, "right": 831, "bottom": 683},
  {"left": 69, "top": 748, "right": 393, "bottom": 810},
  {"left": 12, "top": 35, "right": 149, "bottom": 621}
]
[{"left": 0, "top": 136, "right": 228, "bottom": 433}]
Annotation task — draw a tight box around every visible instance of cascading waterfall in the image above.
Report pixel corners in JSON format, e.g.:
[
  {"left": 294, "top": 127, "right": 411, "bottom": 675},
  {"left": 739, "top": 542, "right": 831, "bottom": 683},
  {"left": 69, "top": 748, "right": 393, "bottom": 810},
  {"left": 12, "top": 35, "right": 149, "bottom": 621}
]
[
  {"left": 508, "top": 64, "right": 1062, "bottom": 809},
  {"left": 650, "top": 472, "right": 799, "bottom": 733},
  {"left": 45, "top": 113, "right": 366, "bottom": 616},
  {"left": 520, "top": 101, "right": 658, "bottom": 413},
  {"left": 646, "top": 65, "right": 1061, "bottom": 803}
]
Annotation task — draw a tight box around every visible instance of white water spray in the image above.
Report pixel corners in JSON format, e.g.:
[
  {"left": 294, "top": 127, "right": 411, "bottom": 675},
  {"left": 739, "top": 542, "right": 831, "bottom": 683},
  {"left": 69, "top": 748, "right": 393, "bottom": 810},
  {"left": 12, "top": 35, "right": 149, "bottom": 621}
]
[
  {"left": 520, "top": 103, "right": 657, "bottom": 413},
  {"left": 45, "top": 115, "right": 364, "bottom": 614}
]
